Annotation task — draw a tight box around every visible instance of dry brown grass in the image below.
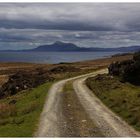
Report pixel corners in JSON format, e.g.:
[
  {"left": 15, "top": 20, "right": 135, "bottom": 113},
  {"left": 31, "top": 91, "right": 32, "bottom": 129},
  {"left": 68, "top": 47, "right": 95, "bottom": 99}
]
[
  {"left": 0, "top": 62, "right": 51, "bottom": 75},
  {"left": 74, "top": 54, "right": 133, "bottom": 70},
  {"left": 0, "top": 75, "right": 9, "bottom": 86}
]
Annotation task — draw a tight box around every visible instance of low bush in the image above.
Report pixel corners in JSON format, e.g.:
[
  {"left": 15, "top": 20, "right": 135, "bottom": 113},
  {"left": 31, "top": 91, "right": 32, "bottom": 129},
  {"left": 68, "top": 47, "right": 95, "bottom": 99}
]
[
  {"left": 0, "top": 103, "right": 17, "bottom": 119},
  {"left": 20, "top": 101, "right": 38, "bottom": 115}
]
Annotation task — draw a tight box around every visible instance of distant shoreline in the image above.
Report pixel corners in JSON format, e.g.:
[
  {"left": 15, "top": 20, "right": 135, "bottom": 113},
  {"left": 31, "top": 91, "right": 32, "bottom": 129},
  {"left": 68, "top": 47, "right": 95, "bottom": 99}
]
[
  {"left": 0, "top": 51, "right": 124, "bottom": 64},
  {"left": 0, "top": 52, "right": 133, "bottom": 67}
]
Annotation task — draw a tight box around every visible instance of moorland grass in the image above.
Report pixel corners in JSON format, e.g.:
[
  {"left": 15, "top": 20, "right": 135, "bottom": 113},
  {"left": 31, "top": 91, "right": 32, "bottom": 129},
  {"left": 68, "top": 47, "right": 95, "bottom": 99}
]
[
  {"left": 0, "top": 67, "right": 102, "bottom": 137},
  {"left": 0, "top": 82, "right": 52, "bottom": 137},
  {"left": 86, "top": 75, "right": 140, "bottom": 131}
]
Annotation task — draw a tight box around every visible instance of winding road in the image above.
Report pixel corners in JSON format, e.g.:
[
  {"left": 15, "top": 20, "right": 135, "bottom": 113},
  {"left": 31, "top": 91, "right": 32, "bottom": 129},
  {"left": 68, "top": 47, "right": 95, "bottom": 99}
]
[{"left": 35, "top": 69, "right": 140, "bottom": 137}]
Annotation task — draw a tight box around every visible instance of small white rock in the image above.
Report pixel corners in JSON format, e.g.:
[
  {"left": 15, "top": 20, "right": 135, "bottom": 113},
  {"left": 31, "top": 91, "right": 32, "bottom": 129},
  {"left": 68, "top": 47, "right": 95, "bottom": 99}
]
[
  {"left": 16, "top": 86, "right": 19, "bottom": 90},
  {"left": 70, "top": 117, "right": 73, "bottom": 120},
  {"left": 81, "top": 120, "right": 87, "bottom": 123}
]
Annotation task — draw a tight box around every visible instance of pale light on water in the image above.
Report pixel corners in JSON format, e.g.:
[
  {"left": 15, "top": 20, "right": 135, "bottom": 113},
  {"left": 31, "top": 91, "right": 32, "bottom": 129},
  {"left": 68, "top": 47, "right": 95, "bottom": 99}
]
[{"left": 0, "top": 51, "right": 121, "bottom": 64}]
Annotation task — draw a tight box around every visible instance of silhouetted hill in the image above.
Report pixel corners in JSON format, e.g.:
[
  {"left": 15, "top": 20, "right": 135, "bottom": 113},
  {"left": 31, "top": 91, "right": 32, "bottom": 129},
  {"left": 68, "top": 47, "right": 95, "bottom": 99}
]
[
  {"left": 32, "top": 41, "right": 85, "bottom": 52},
  {"left": 111, "top": 46, "right": 140, "bottom": 52},
  {"left": 28, "top": 42, "right": 140, "bottom": 52},
  {"left": 1, "top": 41, "right": 140, "bottom": 52}
]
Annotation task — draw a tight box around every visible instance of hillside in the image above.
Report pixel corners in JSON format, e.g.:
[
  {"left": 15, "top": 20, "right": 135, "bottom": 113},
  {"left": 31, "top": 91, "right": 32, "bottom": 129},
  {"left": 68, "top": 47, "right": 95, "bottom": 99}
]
[{"left": 32, "top": 41, "right": 84, "bottom": 52}]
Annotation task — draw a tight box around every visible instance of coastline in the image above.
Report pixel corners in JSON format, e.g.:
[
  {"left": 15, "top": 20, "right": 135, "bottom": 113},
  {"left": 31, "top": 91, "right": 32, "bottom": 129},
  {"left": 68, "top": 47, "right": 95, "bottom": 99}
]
[{"left": 0, "top": 53, "right": 133, "bottom": 86}]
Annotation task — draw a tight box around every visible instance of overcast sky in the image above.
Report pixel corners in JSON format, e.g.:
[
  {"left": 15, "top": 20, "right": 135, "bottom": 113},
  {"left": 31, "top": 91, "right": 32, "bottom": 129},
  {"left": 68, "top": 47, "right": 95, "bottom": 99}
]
[{"left": 0, "top": 3, "right": 140, "bottom": 50}]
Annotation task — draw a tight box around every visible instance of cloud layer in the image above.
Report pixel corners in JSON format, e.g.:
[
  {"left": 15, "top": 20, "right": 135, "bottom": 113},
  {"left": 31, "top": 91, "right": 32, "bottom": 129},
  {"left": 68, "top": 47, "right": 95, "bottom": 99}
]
[
  {"left": 1, "top": 3, "right": 140, "bottom": 31},
  {"left": 0, "top": 3, "right": 140, "bottom": 50}
]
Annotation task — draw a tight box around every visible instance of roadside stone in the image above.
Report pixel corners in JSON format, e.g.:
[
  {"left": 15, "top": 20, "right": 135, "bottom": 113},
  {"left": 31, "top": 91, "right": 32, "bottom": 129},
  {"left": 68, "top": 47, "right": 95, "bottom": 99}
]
[
  {"left": 70, "top": 117, "right": 73, "bottom": 120},
  {"left": 81, "top": 120, "right": 87, "bottom": 123}
]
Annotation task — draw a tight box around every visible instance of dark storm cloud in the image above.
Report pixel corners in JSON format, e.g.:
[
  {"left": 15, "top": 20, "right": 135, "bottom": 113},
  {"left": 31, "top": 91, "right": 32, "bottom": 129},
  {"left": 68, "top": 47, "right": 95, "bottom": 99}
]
[
  {"left": 0, "top": 3, "right": 140, "bottom": 31},
  {"left": 1, "top": 28, "right": 140, "bottom": 49},
  {"left": 0, "top": 3, "right": 140, "bottom": 50},
  {"left": 0, "top": 19, "right": 113, "bottom": 31}
]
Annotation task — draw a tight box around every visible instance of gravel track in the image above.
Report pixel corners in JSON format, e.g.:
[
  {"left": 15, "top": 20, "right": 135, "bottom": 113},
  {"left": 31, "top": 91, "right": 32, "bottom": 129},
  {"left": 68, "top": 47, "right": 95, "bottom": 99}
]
[
  {"left": 35, "top": 69, "right": 140, "bottom": 137},
  {"left": 73, "top": 74, "right": 140, "bottom": 137}
]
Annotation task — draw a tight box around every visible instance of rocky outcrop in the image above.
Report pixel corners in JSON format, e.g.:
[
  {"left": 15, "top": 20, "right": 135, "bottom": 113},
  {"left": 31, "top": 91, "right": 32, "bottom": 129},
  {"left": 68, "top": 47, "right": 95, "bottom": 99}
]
[
  {"left": 108, "top": 51, "right": 140, "bottom": 85},
  {"left": 0, "top": 68, "right": 54, "bottom": 98},
  {"left": 0, "top": 64, "right": 81, "bottom": 99},
  {"left": 108, "top": 60, "right": 134, "bottom": 76}
]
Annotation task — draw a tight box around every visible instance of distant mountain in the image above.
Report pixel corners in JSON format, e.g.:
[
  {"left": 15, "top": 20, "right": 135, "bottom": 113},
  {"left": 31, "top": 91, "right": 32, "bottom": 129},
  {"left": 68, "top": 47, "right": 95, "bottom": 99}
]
[
  {"left": 89, "top": 45, "right": 140, "bottom": 52},
  {"left": 30, "top": 42, "right": 140, "bottom": 52},
  {"left": 30, "top": 41, "right": 140, "bottom": 52},
  {"left": 114, "top": 45, "right": 140, "bottom": 52},
  {"left": 32, "top": 41, "right": 85, "bottom": 52},
  {"left": 1, "top": 41, "right": 140, "bottom": 52}
]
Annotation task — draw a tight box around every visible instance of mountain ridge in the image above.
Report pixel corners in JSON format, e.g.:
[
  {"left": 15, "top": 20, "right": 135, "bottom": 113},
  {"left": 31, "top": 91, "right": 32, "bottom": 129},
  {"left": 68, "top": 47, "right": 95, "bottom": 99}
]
[{"left": 1, "top": 41, "right": 140, "bottom": 52}]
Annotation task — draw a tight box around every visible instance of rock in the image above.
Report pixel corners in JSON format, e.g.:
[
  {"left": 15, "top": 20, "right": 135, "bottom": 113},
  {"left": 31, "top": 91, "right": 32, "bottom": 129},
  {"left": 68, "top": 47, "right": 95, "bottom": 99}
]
[
  {"left": 24, "top": 85, "right": 27, "bottom": 89},
  {"left": 81, "top": 120, "right": 87, "bottom": 123},
  {"left": 16, "top": 86, "right": 19, "bottom": 90},
  {"left": 70, "top": 117, "right": 73, "bottom": 120},
  {"left": 108, "top": 51, "right": 140, "bottom": 85}
]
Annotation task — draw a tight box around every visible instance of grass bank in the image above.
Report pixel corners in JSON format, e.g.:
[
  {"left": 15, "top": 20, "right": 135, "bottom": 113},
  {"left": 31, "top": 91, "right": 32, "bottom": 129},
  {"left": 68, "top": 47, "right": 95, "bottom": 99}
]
[
  {"left": 0, "top": 82, "right": 52, "bottom": 137},
  {"left": 86, "top": 74, "right": 140, "bottom": 131}
]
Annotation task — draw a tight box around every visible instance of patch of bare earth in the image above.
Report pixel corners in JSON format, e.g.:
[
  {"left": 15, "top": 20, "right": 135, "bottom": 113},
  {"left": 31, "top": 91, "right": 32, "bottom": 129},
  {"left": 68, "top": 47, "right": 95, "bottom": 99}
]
[{"left": 60, "top": 81, "right": 103, "bottom": 137}]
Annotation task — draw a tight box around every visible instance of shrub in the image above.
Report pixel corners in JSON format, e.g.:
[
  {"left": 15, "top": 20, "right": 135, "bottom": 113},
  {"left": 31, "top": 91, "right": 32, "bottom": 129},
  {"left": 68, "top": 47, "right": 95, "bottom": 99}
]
[
  {"left": 0, "top": 119, "right": 10, "bottom": 125},
  {"left": 0, "top": 103, "right": 17, "bottom": 119},
  {"left": 20, "top": 102, "right": 38, "bottom": 115},
  {"left": 11, "top": 117, "right": 24, "bottom": 125}
]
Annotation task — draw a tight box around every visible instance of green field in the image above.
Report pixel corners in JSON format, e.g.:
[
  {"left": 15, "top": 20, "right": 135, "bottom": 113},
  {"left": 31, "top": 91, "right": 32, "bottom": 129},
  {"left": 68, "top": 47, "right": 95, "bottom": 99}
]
[
  {"left": 0, "top": 82, "right": 52, "bottom": 137},
  {"left": 86, "top": 74, "right": 140, "bottom": 131}
]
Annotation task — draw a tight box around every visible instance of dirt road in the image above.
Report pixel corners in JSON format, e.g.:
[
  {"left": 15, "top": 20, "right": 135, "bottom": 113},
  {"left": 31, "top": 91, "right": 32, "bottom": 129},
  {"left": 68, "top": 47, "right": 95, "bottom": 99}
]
[
  {"left": 35, "top": 69, "right": 140, "bottom": 137},
  {"left": 73, "top": 77, "right": 140, "bottom": 137}
]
